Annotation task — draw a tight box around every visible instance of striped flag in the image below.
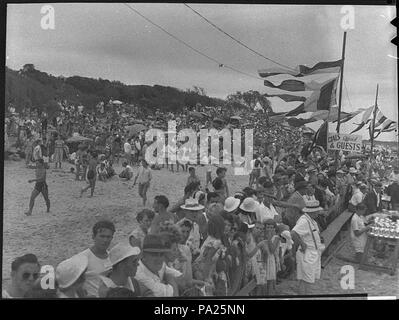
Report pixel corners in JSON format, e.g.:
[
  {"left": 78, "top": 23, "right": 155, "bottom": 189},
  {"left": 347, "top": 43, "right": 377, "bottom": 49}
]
[
  {"left": 350, "top": 105, "right": 374, "bottom": 133},
  {"left": 350, "top": 105, "right": 397, "bottom": 137},
  {"left": 259, "top": 60, "right": 341, "bottom": 115},
  {"left": 373, "top": 119, "right": 397, "bottom": 138}
]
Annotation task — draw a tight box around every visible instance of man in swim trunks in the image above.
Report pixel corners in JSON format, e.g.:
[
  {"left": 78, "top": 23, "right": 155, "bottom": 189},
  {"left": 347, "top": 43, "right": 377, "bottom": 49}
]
[{"left": 25, "top": 159, "right": 50, "bottom": 216}]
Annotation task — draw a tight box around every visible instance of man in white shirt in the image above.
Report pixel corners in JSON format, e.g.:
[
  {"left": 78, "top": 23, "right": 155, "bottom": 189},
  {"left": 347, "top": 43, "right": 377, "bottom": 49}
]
[
  {"left": 75, "top": 220, "right": 115, "bottom": 297},
  {"left": 255, "top": 182, "right": 281, "bottom": 223},
  {"left": 350, "top": 203, "right": 371, "bottom": 263},
  {"left": 135, "top": 235, "right": 180, "bottom": 297},
  {"left": 349, "top": 182, "right": 366, "bottom": 208}
]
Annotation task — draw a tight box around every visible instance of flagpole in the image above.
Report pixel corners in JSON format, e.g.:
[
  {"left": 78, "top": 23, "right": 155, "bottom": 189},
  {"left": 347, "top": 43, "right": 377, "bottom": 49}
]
[
  {"left": 370, "top": 84, "right": 379, "bottom": 155},
  {"left": 336, "top": 31, "right": 347, "bottom": 133},
  {"left": 369, "top": 84, "right": 379, "bottom": 177}
]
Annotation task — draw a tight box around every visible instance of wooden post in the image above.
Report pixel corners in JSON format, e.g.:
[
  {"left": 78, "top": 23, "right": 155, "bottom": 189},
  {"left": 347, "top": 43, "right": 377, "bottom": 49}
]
[
  {"left": 336, "top": 32, "right": 347, "bottom": 133},
  {"left": 369, "top": 84, "right": 379, "bottom": 177}
]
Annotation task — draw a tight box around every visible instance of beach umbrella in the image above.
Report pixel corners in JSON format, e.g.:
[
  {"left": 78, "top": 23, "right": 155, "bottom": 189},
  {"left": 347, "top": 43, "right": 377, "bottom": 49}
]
[
  {"left": 189, "top": 111, "right": 204, "bottom": 119},
  {"left": 66, "top": 135, "right": 93, "bottom": 143},
  {"left": 126, "top": 124, "right": 148, "bottom": 136},
  {"left": 111, "top": 100, "right": 123, "bottom": 105}
]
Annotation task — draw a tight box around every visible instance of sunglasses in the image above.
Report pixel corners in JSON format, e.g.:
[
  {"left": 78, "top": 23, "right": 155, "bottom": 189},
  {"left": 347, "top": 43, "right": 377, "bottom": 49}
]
[{"left": 22, "top": 272, "right": 39, "bottom": 280}]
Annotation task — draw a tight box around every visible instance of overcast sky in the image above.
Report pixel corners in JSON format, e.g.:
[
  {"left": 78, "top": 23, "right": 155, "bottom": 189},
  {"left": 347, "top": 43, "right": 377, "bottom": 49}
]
[{"left": 6, "top": 3, "right": 397, "bottom": 141}]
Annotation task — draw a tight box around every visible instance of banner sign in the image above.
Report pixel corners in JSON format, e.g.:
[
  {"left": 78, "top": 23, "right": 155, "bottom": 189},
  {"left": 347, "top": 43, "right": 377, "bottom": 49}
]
[{"left": 327, "top": 132, "right": 363, "bottom": 152}]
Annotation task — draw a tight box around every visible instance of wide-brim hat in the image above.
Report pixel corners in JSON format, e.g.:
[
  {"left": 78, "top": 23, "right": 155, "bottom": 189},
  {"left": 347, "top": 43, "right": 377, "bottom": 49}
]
[
  {"left": 180, "top": 198, "right": 205, "bottom": 211},
  {"left": 303, "top": 200, "right": 323, "bottom": 213},
  {"left": 239, "top": 197, "right": 258, "bottom": 213},
  {"left": 109, "top": 243, "right": 141, "bottom": 266},
  {"left": 56, "top": 254, "right": 88, "bottom": 289},
  {"left": 224, "top": 197, "right": 240, "bottom": 213},
  {"left": 142, "top": 234, "right": 171, "bottom": 253}
]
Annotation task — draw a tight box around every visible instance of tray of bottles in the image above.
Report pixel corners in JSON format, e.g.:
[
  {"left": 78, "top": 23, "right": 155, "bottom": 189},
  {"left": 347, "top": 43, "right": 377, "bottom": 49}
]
[{"left": 369, "top": 216, "right": 399, "bottom": 239}]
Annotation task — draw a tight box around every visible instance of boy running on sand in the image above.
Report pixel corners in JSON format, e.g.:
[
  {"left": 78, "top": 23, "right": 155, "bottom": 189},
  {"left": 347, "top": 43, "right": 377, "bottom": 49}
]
[
  {"left": 80, "top": 152, "right": 99, "bottom": 198},
  {"left": 133, "top": 159, "right": 152, "bottom": 207},
  {"left": 25, "top": 159, "right": 50, "bottom": 216}
]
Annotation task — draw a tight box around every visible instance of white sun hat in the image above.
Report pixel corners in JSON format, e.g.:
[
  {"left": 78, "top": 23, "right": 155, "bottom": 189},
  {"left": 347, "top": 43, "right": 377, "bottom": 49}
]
[
  {"left": 239, "top": 197, "right": 259, "bottom": 213},
  {"left": 109, "top": 243, "right": 141, "bottom": 266},
  {"left": 224, "top": 197, "right": 241, "bottom": 213},
  {"left": 180, "top": 198, "right": 205, "bottom": 211},
  {"left": 302, "top": 200, "right": 323, "bottom": 213},
  {"left": 56, "top": 254, "right": 88, "bottom": 289}
]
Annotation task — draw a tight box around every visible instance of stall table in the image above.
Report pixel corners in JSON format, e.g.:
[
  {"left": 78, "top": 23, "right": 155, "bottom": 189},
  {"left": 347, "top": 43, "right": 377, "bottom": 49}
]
[{"left": 359, "top": 213, "right": 399, "bottom": 276}]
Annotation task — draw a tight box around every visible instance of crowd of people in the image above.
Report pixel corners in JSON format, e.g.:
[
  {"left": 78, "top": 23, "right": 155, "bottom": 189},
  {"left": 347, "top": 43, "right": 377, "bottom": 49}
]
[
  {"left": 5, "top": 133, "right": 399, "bottom": 297},
  {"left": 4, "top": 100, "right": 399, "bottom": 298}
]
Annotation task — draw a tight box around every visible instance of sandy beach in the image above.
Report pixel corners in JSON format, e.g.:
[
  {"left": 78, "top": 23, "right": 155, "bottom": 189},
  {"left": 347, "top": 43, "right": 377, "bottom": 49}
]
[{"left": 3, "top": 160, "right": 398, "bottom": 297}]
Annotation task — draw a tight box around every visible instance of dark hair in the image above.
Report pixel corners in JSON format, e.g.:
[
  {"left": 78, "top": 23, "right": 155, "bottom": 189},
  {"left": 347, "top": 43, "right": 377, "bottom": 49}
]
[
  {"left": 136, "top": 209, "right": 155, "bottom": 223},
  {"left": 207, "top": 215, "right": 225, "bottom": 240},
  {"left": 356, "top": 202, "right": 367, "bottom": 211},
  {"left": 222, "top": 212, "right": 234, "bottom": 225},
  {"left": 106, "top": 287, "right": 136, "bottom": 298},
  {"left": 92, "top": 220, "right": 116, "bottom": 236},
  {"left": 159, "top": 222, "right": 182, "bottom": 244},
  {"left": 254, "top": 159, "right": 261, "bottom": 167},
  {"left": 180, "top": 219, "right": 193, "bottom": 230},
  {"left": 319, "top": 180, "right": 328, "bottom": 188},
  {"left": 11, "top": 254, "right": 40, "bottom": 272},
  {"left": 122, "top": 161, "right": 128, "bottom": 167},
  {"left": 216, "top": 167, "right": 226, "bottom": 175},
  {"left": 188, "top": 167, "right": 195, "bottom": 173},
  {"left": 154, "top": 195, "right": 169, "bottom": 209},
  {"left": 263, "top": 219, "right": 277, "bottom": 230},
  {"left": 186, "top": 181, "right": 200, "bottom": 194},
  {"left": 242, "top": 187, "right": 256, "bottom": 197},
  {"left": 206, "top": 191, "right": 218, "bottom": 201}
]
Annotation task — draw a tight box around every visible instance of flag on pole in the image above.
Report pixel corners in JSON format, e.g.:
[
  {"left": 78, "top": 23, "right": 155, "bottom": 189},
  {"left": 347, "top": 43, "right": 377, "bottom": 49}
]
[
  {"left": 260, "top": 60, "right": 342, "bottom": 116},
  {"left": 350, "top": 105, "right": 374, "bottom": 133}
]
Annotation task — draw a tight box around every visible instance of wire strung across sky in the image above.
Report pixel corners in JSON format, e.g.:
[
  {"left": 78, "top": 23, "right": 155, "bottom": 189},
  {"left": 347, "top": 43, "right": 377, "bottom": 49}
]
[
  {"left": 122, "top": 3, "right": 356, "bottom": 112},
  {"left": 122, "top": 3, "right": 264, "bottom": 82},
  {"left": 183, "top": 3, "right": 297, "bottom": 72}
]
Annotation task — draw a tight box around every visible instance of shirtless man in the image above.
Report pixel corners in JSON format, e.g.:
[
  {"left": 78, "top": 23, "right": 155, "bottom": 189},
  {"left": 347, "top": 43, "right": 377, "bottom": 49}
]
[
  {"left": 25, "top": 159, "right": 50, "bottom": 216},
  {"left": 81, "top": 152, "right": 99, "bottom": 198}
]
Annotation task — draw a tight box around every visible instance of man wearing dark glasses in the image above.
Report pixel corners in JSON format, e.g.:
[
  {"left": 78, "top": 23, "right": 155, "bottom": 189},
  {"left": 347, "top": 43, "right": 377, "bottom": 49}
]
[{"left": 2, "top": 254, "right": 40, "bottom": 298}]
